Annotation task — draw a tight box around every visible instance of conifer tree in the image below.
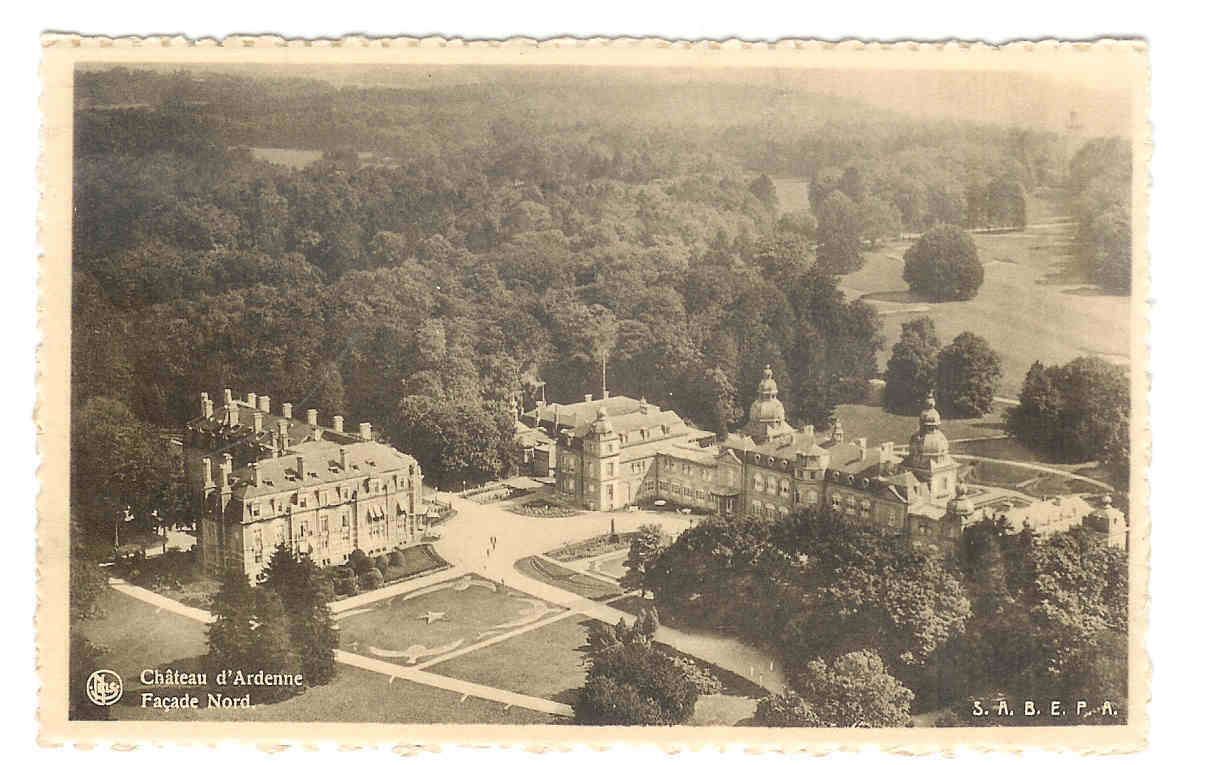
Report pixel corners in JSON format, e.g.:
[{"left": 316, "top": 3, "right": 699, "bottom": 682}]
[
  {"left": 205, "top": 567, "right": 259, "bottom": 676},
  {"left": 258, "top": 543, "right": 340, "bottom": 685},
  {"left": 251, "top": 590, "right": 303, "bottom": 702}
]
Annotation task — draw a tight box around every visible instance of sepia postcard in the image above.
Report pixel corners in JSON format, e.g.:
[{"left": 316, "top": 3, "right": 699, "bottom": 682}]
[{"left": 37, "top": 36, "right": 1149, "bottom": 752}]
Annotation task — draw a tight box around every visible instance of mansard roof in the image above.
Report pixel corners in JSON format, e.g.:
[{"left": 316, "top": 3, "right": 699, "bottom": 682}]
[{"left": 229, "top": 440, "right": 418, "bottom": 501}]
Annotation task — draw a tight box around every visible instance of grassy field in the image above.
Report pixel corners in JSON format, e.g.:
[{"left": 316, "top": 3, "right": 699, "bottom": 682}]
[
  {"left": 81, "top": 588, "right": 554, "bottom": 724},
  {"left": 514, "top": 556, "right": 623, "bottom": 601},
  {"left": 110, "top": 663, "right": 554, "bottom": 724},
  {"left": 340, "top": 574, "right": 565, "bottom": 665},
  {"left": 834, "top": 403, "right": 1008, "bottom": 445},
  {"left": 76, "top": 588, "right": 210, "bottom": 683},
  {"left": 429, "top": 612, "right": 764, "bottom": 725},
  {"left": 837, "top": 194, "right": 1130, "bottom": 398},
  {"left": 429, "top": 614, "right": 593, "bottom": 705}
]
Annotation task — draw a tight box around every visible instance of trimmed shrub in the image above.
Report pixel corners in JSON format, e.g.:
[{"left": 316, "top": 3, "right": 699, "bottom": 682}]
[
  {"left": 388, "top": 550, "right": 406, "bottom": 568},
  {"left": 359, "top": 569, "right": 384, "bottom": 591},
  {"left": 374, "top": 554, "right": 389, "bottom": 574},
  {"left": 348, "top": 549, "right": 373, "bottom": 575}
]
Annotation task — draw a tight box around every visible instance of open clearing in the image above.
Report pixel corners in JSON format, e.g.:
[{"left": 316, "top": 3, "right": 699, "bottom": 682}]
[{"left": 768, "top": 182, "right": 1130, "bottom": 398}]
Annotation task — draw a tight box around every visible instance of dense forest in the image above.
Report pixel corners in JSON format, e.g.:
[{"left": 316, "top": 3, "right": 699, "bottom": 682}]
[{"left": 71, "top": 66, "right": 1114, "bottom": 510}]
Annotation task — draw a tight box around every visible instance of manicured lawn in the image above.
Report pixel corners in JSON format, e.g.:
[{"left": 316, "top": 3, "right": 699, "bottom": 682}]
[
  {"left": 428, "top": 614, "right": 593, "bottom": 704},
  {"left": 81, "top": 587, "right": 555, "bottom": 724},
  {"left": 429, "top": 612, "right": 764, "bottom": 724},
  {"left": 834, "top": 403, "right": 1008, "bottom": 446},
  {"left": 545, "top": 532, "right": 637, "bottom": 562},
  {"left": 76, "top": 587, "right": 210, "bottom": 685},
  {"left": 339, "top": 574, "right": 566, "bottom": 666},
  {"left": 111, "top": 663, "right": 554, "bottom": 724},
  {"left": 588, "top": 551, "right": 629, "bottom": 581},
  {"left": 514, "top": 556, "right": 622, "bottom": 600}
]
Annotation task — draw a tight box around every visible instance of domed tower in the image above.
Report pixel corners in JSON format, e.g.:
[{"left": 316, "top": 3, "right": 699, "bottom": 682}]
[
  {"left": 902, "top": 392, "right": 959, "bottom": 502},
  {"left": 742, "top": 365, "right": 795, "bottom": 444}
]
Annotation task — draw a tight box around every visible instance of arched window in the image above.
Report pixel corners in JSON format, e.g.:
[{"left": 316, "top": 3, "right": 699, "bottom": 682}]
[
  {"left": 780, "top": 479, "right": 790, "bottom": 497},
  {"left": 753, "top": 473, "right": 764, "bottom": 492}
]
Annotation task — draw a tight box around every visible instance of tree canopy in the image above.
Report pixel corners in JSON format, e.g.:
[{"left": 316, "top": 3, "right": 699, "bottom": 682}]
[{"left": 902, "top": 225, "right": 984, "bottom": 302}]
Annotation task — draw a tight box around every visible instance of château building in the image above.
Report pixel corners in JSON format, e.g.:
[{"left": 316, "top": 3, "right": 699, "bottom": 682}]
[
  {"left": 185, "top": 389, "right": 425, "bottom": 581},
  {"left": 543, "top": 366, "right": 1125, "bottom": 552}
]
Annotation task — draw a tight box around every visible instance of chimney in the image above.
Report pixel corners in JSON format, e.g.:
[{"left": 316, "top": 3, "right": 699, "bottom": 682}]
[
  {"left": 282, "top": 402, "right": 293, "bottom": 420},
  {"left": 359, "top": 422, "right": 372, "bottom": 441},
  {"left": 584, "top": 394, "right": 593, "bottom": 403},
  {"left": 340, "top": 447, "right": 351, "bottom": 471},
  {"left": 258, "top": 395, "right": 270, "bottom": 413},
  {"left": 306, "top": 408, "right": 318, "bottom": 426},
  {"left": 332, "top": 415, "right": 344, "bottom": 433},
  {"left": 831, "top": 420, "right": 844, "bottom": 445},
  {"left": 251, "top": 462, "right": 263, "bottom": 486},
  {"left": 271, "top": 431, "right": 280, "bottom": 457},
  {"left": 201, "top": 457, "right": 214, "bottom": 488},
  {"left": 223, "top": 388, "right": 233, "bottom": 405},
  {"left": 277, "top": 419, "right": 290, "bottom": 442},
  {"left": 639, "top": 396, "right": 649, "bottom": 414},
  {"left": 199, "top": 392, "right": 211, "bottom": 417},
  {"left": 225, "top": 403, "right": 240, "bottom": 427},
  {"left": 252, "top": 411, "right": 264, "bottom": 432},
  {"left": 219, "top": 453, "right": 233, "bottom": 488},
  {"left": 296, "top": 455, "right": 306, "bottom": 480},
  {"left": 246, "top": 392, "right": 257, "bottom": 408}
]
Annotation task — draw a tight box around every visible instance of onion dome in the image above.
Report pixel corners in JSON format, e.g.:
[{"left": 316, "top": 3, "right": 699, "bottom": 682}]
[
  {"left": 749, "top": 365, "right": 787, "bottom": 427},
  {"left": 909, "top": 391, "right": 949, "bottom": 457},
  {"left": 920, "top": 392, "right": 942, "bottom": 428}
]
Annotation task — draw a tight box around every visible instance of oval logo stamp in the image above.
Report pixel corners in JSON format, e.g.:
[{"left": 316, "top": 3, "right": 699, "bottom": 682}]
[{"left": 85, "top": 670, "right": 123, "bottom": 706}]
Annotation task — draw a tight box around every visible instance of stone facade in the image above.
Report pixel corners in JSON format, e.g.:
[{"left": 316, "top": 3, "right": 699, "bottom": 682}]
[{"left": 186, "top": 389, "right": 424, "bottom": 581}]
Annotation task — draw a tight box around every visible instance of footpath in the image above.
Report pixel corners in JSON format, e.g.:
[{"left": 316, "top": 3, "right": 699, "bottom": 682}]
[{"left": 106, "top": 576, "right": 573, "bottom": 718}]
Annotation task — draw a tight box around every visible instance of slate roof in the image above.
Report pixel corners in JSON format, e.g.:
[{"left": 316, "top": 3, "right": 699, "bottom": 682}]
[{"left": 229, "top": 440, "right": 417, "bottom": 500}]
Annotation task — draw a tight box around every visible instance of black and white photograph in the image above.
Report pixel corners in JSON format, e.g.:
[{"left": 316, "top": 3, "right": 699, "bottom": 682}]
[{"left": 36, "top": 38, "right": 1148, "bottom": 750}]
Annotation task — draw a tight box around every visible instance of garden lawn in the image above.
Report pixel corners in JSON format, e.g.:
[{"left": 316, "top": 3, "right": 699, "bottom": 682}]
[
  {"left": 339, "top": 574, "right": 566, "bottom": 665},
  {"left": 76, "top": 587, "right": 209, "bottom": 685},
  {"left": 111, "top": 664, "right": 555, "bottom": 724},
  {"left": 428, "top": 614, "right": 593, "bottom": 705},
  {"left": 514, "top": 556, "right": 622, "bottom": 600}
]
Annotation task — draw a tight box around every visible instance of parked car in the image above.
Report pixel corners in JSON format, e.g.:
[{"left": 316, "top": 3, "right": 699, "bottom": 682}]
[
  {"left": 677, "top": 507, "right": 692, "bottom": 515},
  {"left": 626, "top": 504, "right": 640, "bottom": 513}
]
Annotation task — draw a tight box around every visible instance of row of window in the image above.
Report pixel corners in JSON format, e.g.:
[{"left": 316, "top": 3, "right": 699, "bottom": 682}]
[
  {"left": 752, "top": 473, "right": 791, "bottom": 497},
  {"left": 249, "top": 474, "right": 413, "bottom": 518}
]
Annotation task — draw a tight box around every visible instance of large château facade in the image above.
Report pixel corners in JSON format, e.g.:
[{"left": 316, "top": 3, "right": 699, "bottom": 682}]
[
  {"left": 542, "top": 366, "right": 1125, "bottom": 552},
  {"left": 185, "top": 389, "right": 425, "bottom": 581}
]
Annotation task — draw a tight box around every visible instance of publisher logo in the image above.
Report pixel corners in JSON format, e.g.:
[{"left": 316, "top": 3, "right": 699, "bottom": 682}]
[{"left": 86, "top": 670, "right": 123, "bottom": 706}]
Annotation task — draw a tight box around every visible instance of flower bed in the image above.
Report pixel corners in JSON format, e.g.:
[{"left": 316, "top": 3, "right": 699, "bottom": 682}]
[
  {"left": 545, "top": 532, "right": 638, "bottom": 562},
  {"left": 506, "top": 499, "right": 581, "bottom": 518}
]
